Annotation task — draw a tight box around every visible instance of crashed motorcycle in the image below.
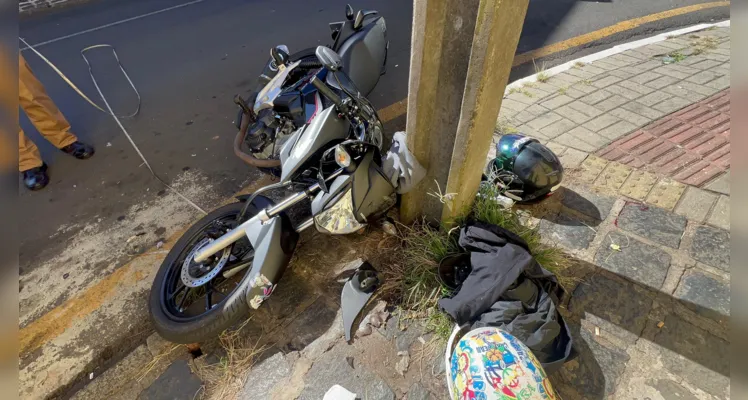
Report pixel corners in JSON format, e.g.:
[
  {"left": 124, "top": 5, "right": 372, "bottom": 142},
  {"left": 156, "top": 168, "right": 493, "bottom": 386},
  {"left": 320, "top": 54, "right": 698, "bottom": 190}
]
[
  {"left": 234, "top": 4, "right": 388, "bottom": 177},
  {"left": 148, "top": 46, "right": 397, "bottom": 343}
]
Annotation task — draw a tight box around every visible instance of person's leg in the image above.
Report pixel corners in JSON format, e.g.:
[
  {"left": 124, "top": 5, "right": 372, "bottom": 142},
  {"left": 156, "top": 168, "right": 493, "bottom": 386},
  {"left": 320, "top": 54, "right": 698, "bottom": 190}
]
[
  {"left": 19, "top": 129, "right": 49, "bottom": 190},
  {"left": 18, "top": 54, "right": 78, "bottom": 149}
]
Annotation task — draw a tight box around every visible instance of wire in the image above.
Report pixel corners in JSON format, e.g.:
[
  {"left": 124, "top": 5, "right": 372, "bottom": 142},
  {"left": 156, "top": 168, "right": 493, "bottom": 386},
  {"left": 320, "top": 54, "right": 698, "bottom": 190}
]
[{"left": 19, "top": 37, "right": 207, "bottom": 215}]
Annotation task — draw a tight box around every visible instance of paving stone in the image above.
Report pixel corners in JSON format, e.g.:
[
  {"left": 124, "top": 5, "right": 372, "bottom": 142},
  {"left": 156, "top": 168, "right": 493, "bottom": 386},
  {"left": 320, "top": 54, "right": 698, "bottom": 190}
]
[
  {"left": 594, "top": 162, "right": 632, "bottom": 191},
  {"left": 595, "top": 231, "right": 671, "bottom": 289},
  {"left": 646, "top": 178, "right": 686, "bottom": 210},
  {"left": 704, "top": 75, "right": 730, "bottom": 90},
  {"left": 499, "top": 98, "right": 526, "bottom": 113},
  {"left": 607, "top": 69, "right": 636, "bottom": 80},
  {"left": 688, "top": 59, "right": 722, "bottom": 70},
  {"left": 644, "top": 74, "right": 681, "bottom": 90},
  {"left": 280, "top": 298, "right": 338, "bottom": 351},
  {"left": 552, "top": 325, "right": 630, "bottom": 399},
  {"left": 558, "top": 101, "right": 604, "bottom": 124},
  {"left": 539, "top": 117, "right": 577, "bottom": 139},
  {"left": 516, "top": 124, "right": 551, "bottom": 141},
  {"left": 506, "top": 90, "right": 538, "bottom": 106},
  {"left": 540, "top": 212, "right": 598, "bottom": 250},
  {"left": 139, "top": 360, "right": 203, "bottom": 400},
  {"left": 653, "top": 65, "right": 699, "bottom": 80},
  {"left": 690, "top": 225, "right": 730, "bottom": 271},
  {"left": 674, "top": 187, "right": 718, "bottom": 222},
  {"left": 240, "top": 352, "right": 294, "bottom": 399},
  {"left": 597, "top": 120, "right": 638, "bottom": 141},
  {"left": 608, "top": 107, "right": 652, "bottom": 127},
  {"left": 686, "top": 70, "right": 723, "bottom": 85},
  {"left": 619, "top": 170, "right": 658, "bottom": 200},
  {"left": 579, "top": 89, "right": 614, "bottom": 106},
  {"left": 617, "top": 80, "right": 655, "bottom": 96},
  {"left": 629, "top": 71, "right": 663, "bottom": 85},
  {"left": 707, "top": 195, "right": 729, "bottom": 230},
  {"left": 568, "top": 273, "right": 653, "bottom": 344},
  {"left": 606, "top": 83, "right": 642, "bottom": 100},
  {"left": 565, "top": 66, "right": 599, "bottom": 79},
  {"left": 555, "top": 128, "right": 607, "bottom": 152},
  {"left": 592, "top": 94, "right": 629, "bottom": 113},
  {"left": 539, "top": 94, "right": 575, "bottom": 109},
  {"left": 545, "top": 140, "right": 567, "bottom": 155},
  {"left": 674, "top": 268, "right": 730, "bottom": 321},
  {"left": 662, "top": 84, "right": 708, "bottom": 101},
  {"left": 653, "top": 96, "right": 692, "bottom": 114},
  {"left": 300, "top": 342, "right": 394, "bottom": 400},
  {"left": 514, "top": 104, "right": 550, "bottom": 123},
  {"left": 558, "top": 147, "right": 588, "bottom": 169},
  {"left": 527, "top": 111, "right": 563, "bottom": 130},
  {"left": 591, "top": 75, "right": 623, "bottom": 89},
  {"left": 652, "top": 315, "right": 730, "bottom": 398},
  {"left": 621, "top": 101, "right": 667, "bottom": 120},
  {"left": 561, "top": 186, "right": 615, "bottom": 220},
  {"left": 671, "top": 81, "right": 719, "bottom": 97},
  {"left": 704, "top": 170, "right": 729, "bottom": 195},
  {"left": 617, "top": 203, "right": 688, "bottom": 249},
  {"left": 582, "top": 113, "right": 620, "bottom": 132},
  {"left": 407, "top": 383, "right": 432, "bottom": 400},
  {"left": 146, "top": 333, "right": 172, "bottom": 358},
  {"left": 636, "top": 91, "right": 673, "bottom": 107},
  {"left": 573, "top": 155, "right": 609, "bottom": 184}
]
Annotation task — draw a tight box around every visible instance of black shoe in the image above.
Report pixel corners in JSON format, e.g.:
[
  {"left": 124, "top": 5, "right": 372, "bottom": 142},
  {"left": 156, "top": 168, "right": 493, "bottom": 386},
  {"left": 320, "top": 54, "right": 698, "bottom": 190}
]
[
  {"left": 22, "top": 163, "right": 49, "bottom": 191},
  {"left": 61, "top": 141, "right": 95, "bottom": 160}
]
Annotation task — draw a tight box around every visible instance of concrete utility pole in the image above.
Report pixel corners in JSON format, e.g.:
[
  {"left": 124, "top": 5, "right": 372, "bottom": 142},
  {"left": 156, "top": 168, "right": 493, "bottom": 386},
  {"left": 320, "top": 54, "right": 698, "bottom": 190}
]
[{"left": 401, "top": 0, "right": 529, "bottom": 224}]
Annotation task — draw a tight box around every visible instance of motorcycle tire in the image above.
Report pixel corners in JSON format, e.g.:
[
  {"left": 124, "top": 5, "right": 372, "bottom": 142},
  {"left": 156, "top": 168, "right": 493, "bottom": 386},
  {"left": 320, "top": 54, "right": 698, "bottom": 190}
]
[{"left": 148, "top": 201, "right": 263, "bottom": 344}]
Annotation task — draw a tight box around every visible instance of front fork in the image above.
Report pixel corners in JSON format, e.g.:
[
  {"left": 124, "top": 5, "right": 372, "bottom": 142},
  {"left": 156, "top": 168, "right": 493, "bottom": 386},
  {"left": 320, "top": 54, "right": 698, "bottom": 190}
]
[{"left": 193, "top": 168, "right": 344, "bottom": 309}]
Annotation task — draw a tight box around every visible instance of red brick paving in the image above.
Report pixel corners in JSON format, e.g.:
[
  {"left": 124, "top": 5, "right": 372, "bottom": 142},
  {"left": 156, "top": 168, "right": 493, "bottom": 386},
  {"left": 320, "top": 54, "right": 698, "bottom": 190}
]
[{"left": 596, "top": 89, "right": 730, "bottom": 187}]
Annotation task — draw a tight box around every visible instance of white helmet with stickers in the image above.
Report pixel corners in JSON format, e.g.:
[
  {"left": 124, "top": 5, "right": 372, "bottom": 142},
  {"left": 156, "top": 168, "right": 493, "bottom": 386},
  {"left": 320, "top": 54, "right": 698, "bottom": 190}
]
[{"left": 446, "top": 326, "right": 558, "bottom": 400}]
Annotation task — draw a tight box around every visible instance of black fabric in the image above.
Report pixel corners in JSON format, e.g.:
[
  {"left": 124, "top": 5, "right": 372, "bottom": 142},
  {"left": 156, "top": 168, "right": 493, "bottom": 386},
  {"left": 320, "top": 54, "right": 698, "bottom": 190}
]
[{"left": 437, "top": 221, "right": 573, "bottom": 373}]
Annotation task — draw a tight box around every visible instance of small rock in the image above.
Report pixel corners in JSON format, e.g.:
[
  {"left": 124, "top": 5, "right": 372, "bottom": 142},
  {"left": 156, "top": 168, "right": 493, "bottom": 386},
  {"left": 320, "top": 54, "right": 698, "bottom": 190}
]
[
  {"left": 346, "top": 356, "right": 354, "bottom": 369},
  {"left": 89, "top": 372, "right": 93, "bottom": 380},
  {"left": 63, "top": 273, "right": 69, "bottom": 279},
  {"left": 156, "top": 241, "right": 164, "bottom": 249},
  {"left": 212, "top": 135, "right": 220, "bottom": 140},
  {"left": 395, "top": 351, "right": 410, "bottom": 377},
  {"left": 407, "top": 383, "right": 431, "bottom": 400},
  {"left": 106, "top": 142, "right": 112, "bottom": 147},
  {"left": 657, "top": 321, "right": 665, "bottom": 329}
]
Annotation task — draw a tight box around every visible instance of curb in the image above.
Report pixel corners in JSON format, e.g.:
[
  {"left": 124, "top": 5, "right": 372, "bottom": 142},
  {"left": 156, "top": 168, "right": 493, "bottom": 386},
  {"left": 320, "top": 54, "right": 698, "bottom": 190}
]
[{"left": 505, "top": 20, "right": 731, "bottom": 93}]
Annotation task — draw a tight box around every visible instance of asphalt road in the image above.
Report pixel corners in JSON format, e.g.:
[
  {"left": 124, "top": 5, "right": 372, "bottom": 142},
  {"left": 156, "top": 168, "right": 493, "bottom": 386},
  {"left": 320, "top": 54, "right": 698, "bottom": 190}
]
[{"left": 18, "top": 0, "right": 729, "bottom": 321}]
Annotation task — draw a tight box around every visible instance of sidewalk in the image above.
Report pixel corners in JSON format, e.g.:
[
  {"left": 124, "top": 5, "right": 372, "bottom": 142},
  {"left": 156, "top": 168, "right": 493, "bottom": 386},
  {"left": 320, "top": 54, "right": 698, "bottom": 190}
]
[
  {"left": 66, "top": 24, "right": 730, "bottom": 400},
  {"left": 493, "top": 23, "right": 731, "bottom": 400}
]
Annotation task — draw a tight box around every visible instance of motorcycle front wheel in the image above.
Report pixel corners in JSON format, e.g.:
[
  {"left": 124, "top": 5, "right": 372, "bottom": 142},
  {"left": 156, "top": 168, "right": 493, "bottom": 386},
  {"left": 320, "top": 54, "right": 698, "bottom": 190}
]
[{"left": 148, "top": 201, "right": 261, "bottom": 343}]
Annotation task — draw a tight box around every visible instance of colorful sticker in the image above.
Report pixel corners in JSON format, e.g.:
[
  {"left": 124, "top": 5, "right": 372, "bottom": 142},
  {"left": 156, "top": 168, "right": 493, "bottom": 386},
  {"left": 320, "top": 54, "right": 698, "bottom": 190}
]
[
  {"left": 248, "top": 274, "right": 275, "bottom": 309},
  {"left": 451, "top": 329, "right": 557, "bottom": 400}
]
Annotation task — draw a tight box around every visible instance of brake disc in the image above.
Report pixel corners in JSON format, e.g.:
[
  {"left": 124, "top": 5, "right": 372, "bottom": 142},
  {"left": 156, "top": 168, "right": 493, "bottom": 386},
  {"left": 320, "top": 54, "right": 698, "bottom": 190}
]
[{"left": 181, "top": 237, "right": 232, "bottom": 288}]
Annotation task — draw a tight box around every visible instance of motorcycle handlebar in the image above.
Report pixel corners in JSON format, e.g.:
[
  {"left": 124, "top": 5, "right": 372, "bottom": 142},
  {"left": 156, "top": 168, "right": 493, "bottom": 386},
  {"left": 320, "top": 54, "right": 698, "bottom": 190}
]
[{"left": 310, "top": 76, "right": 345, "bottom": 111}]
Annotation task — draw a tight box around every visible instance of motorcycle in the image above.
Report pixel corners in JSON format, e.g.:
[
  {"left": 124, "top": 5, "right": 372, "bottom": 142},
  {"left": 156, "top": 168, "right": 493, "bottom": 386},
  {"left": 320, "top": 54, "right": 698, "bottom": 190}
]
[
  {"left": 148, "top": 46, "right": 397, "bottom": 343},
  {"left": 233, "top": 4, "right": 388, "bottom": 177}
]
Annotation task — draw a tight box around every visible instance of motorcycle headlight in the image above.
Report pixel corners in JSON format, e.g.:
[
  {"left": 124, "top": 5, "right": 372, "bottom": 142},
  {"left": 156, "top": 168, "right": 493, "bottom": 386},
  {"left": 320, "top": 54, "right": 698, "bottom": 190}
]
[{"left": 314, "top": 189, "right": 365, "bottom": 234}]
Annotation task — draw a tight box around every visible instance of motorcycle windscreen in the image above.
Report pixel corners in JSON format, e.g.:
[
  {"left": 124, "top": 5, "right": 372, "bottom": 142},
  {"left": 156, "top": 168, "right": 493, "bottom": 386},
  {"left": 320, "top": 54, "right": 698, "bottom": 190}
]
[
  {"left": 278, "top": 106, "right": 349, "bottom": 183},
  {"left": 336, "top": 17, "right": 387, "bottom": 96}
]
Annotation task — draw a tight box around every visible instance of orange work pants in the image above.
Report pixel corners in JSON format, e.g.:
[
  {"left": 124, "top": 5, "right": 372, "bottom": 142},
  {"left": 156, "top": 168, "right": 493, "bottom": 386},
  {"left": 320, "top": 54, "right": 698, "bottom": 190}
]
[{"left": 18, "top": 54, "right": 77, "bottom": 172}]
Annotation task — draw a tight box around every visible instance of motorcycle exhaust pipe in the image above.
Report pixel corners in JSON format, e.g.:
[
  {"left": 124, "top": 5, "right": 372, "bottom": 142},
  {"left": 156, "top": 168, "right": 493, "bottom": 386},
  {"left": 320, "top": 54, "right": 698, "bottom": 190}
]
[{"left": 233, "top": 112, "right": 282, "bottom": 169}]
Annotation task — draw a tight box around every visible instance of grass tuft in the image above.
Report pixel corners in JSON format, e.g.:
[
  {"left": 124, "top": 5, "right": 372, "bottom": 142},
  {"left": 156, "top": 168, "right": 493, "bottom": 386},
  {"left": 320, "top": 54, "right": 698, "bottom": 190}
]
[
  {"left": 192, "top": 319, "right": 266, "bottom": 399},
  {"left": 533, "top": 59, "right": 550, "bottom": 83},
  {"left": 667, "top": 51, "right": 687, "bottom": 63},
  {"left": 574, "top": 61, "right": 586, "bottom": 68},
  {"left": 557, "top": 86, "right": 568, "bottom": 95},
  {"left": 495, "top": 118, "right": 519, "bottom": 136},
  {"left": 691, "top": 36, "right": 719, "bottom": 54}
]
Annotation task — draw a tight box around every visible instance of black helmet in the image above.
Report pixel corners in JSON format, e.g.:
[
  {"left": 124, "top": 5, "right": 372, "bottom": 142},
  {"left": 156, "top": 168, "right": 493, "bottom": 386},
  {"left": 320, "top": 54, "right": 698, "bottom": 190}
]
[{"left": 486, "top": 134, "right": 563, "bottom": 203}]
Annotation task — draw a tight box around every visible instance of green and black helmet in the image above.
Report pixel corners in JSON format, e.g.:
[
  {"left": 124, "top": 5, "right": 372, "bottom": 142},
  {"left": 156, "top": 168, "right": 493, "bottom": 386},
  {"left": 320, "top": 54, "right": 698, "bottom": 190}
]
[{"left": 486, "top": 134, "right": 564, "bottom": 203}]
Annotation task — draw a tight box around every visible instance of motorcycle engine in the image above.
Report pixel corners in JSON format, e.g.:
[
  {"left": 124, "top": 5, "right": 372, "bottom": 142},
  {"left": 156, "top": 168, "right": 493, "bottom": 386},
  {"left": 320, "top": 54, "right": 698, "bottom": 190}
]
[{"left": 245, "top": 109, "right": 297, "bottom": 161}]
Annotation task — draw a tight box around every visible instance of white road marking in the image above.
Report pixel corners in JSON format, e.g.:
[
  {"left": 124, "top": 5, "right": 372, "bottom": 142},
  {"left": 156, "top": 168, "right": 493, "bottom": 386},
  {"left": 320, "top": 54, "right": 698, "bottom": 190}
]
[{"left": 21, "top": 0, "right": 207, "bottom": 50}]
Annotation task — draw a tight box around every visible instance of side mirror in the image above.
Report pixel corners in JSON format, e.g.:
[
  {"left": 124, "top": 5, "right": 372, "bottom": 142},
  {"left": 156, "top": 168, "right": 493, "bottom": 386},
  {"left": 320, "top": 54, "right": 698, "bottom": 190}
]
[
  {"left": 345, "top": 4, "right": 354, "bottom": 20},
  {"left": 270, "top": 45, "right": 289, "bottom": 67},
  {"left": 315, "top": 46, "right": 343, "bottom": 71},
  {"left": 353, "top": 10, "right": 364, "bottom": 30}
]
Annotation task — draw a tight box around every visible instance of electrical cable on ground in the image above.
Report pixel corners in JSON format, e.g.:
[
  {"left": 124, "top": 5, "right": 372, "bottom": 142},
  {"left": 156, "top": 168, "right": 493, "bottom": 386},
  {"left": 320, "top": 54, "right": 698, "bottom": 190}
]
[{"left": 19, "top": 37, "right": 207, "bottom": 215}]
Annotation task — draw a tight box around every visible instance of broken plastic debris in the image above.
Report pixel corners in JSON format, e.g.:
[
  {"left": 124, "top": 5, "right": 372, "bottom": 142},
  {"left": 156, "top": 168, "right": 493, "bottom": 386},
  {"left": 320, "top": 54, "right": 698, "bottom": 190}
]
[
  {"left": 106, "top": 142, "right": 112, "bottom": 147},
  {"left": 610, "top": 243, "right": 621, "bottom": 251},
  {"left": 594, "top": 326, "right": 600, "bottom": 336},
  {"left": 657, "top": 321, "right": 665, "bottom": 329},
  {"left": 156, "top": 241, "right": 164, "bottom": 249},
  {"left": 89, "top": 372, "right": 94, "bottom": 380},
  {"left": 323, "top": 385, "right": 356, "bottom": 400}
]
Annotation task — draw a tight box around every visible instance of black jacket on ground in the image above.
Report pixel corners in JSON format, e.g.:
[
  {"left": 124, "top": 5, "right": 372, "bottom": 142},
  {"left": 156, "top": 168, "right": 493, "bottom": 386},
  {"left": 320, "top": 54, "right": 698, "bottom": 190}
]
[{"left": 437, "top": 221, "right": 573, "bottom": 373}]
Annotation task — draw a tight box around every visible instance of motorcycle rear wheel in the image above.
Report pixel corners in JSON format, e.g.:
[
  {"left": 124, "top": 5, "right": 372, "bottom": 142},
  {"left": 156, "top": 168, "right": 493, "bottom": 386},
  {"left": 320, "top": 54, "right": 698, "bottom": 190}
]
[{"left": 148, "top": 201, "right": 262, "bottom": 343}]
